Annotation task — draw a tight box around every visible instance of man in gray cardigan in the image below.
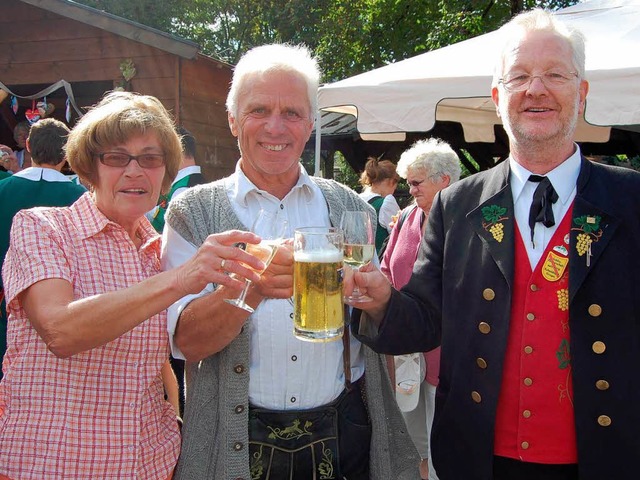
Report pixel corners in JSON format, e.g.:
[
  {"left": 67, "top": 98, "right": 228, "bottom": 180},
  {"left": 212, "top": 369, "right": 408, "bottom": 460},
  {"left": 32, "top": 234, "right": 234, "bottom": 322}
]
[{"left": 163, "top": 44, "right": 418, "bottom": 479}]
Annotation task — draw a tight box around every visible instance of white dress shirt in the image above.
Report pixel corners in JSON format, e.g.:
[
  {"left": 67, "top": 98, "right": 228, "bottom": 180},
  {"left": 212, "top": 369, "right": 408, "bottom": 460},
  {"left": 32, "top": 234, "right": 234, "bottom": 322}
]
[
  {"left": 162, "top": 163, "right": 365, "bottom": 410},
  {"left": 13, "top": 167, "right": 74, "bottom": 183},
  {"left": 509, "top": 146, "right": 582, "bottom": 270}
]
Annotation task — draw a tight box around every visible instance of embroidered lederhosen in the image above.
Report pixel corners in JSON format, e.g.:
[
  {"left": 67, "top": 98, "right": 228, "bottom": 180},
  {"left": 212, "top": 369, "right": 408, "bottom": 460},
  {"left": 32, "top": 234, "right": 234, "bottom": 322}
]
[{"left": 248, "top": 319, "right": 371, "bottom": 480}]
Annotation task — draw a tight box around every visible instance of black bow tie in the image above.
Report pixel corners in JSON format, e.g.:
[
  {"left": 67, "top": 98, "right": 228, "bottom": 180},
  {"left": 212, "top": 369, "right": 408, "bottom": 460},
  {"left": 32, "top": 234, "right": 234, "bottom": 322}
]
[{"left": 528, "top": 175, "right": 559, "bottom": 247}]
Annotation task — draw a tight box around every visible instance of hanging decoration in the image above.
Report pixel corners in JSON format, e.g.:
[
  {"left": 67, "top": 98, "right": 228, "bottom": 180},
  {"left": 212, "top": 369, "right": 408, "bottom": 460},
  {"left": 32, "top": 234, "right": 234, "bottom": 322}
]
[
  {"left": 25, "top": 100, "right": 41, "bottom": 125},
  {"left": 115, "top": 58, "right": 137, "bottom": 91},
  {"left": 0, "top": 80, "right": 83, "bottom": 123},
  {"left": 66, "top": 97, "right": 71, "bottom": 123}
]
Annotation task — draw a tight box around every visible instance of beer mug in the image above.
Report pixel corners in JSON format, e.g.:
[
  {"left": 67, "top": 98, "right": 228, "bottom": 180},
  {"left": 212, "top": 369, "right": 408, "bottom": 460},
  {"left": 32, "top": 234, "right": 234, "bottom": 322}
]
[{"left": 293, "top": 227, "right": 344, "bottom": 342}]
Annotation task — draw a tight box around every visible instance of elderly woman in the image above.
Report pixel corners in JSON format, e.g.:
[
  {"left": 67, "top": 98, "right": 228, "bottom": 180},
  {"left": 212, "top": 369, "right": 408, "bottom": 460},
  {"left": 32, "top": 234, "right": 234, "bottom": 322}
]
[
  {"left": 358, "top": 156, "right": 401, "bottom": 254},
  {"left": 0, "top": 91, "right": 264, "bottom": 479},
  {"left": 381, "top": 138, "right": 461, "bottom": 480}
]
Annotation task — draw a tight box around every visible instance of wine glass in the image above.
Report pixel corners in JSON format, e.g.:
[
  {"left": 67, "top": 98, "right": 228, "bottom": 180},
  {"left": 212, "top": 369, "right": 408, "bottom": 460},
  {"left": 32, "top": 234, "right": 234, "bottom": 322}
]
[
  {"left": 224, "top": 209, "right": 288, "bottom": 313},
  {"left": 340, "top": 210, "right": 375, "bottom": 303}
]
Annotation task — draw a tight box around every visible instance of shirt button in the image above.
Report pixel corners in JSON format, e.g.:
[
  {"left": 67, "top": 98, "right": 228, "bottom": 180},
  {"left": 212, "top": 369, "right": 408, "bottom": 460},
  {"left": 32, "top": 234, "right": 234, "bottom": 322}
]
[
  {"left": 129, "top": 402, "right": 135, "bottom": 408},
  {"left": 234, "top": 405, "right": 245, "bottom": 414},
  {"left": 280, "top": 204, "right": 284, "bottom": 209},
  {"left": 128, "top": 445, "right": 135, "bottom": 451},
  {"left": 530, "top": 284, "right": 538, "bottom": 292},
  {"left": 290, "top": 397, "right": 297, "bottom": 403},
  {"left": 523, "top": 410, "right": 531, "bottom": 418},
  {"left": 596, "top": 380, "right": 610, "bottom": 391},
  {"left": 524, "top": 346, "right": 533, "bottom": 354},
  {"left": 526, "top": 313, "right": 535, "bottom": 321},
  {"left": 478, "top": 322, "right": 491, "bottom": 334},
  {"left": 234, "top": 442, "right": 244, "bottom": 451},
  {"left": 524, "top": 378, "right": 533, "bottom": 387},
  {"left": 133, "top": 361, "right": 139, "bottom": 367},
  {"left": 291, "top": 355, "right": 298, "bottom": 361},
  {"left": 471, "top": 391, "right": 482, "bottom": 403},
  {"left": 521, "top": 441, "right": 530, "bottom": 450},
  {"left": 289, "top": 312, "right": 294, "bottom": 319},
  {"left": 234, "top": 364, "right": 245, "bottom": 374},
  {"left": 588, "top": 304, "right": 603, "bottom": 317},
  {"left": 476, "top": 357, "right": 487, "bottom": 369}
]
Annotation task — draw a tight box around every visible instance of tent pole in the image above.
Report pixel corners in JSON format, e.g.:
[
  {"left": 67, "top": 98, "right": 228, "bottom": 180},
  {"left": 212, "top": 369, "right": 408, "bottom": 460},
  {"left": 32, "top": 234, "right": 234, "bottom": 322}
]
[{"left": 314, "top": 107, "right": 321, "bottom": 176}]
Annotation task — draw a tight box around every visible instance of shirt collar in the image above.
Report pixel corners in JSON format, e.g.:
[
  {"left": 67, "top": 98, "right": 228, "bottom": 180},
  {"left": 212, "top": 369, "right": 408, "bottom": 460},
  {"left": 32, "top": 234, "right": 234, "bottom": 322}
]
[
  {"left": 509, "top": 145, "right": 582, "bottom": 205},
  {"left": 230, "top": 161, "right": 315, "bottom": 207},
  {"left": 13, "top": 167, "right": 72, "bottom": 183},
  {"left": 69, "top": 192, "right": 161, "bottom": 251},
  {"left": 171, "top": 165, "right": 202, "bottom": 185}
]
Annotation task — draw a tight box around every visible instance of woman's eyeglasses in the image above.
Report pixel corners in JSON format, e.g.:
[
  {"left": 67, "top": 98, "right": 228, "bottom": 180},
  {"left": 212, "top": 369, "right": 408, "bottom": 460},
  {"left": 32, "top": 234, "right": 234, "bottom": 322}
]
[{"left": 97, "top": 152, "right": 166, "bottom": 169}]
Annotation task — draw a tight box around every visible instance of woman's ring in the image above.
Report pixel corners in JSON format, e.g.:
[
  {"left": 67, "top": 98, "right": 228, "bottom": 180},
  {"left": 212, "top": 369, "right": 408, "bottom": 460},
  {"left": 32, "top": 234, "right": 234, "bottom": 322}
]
[{"left": 220, "top": 259, "right": 227, "bottom": 270}]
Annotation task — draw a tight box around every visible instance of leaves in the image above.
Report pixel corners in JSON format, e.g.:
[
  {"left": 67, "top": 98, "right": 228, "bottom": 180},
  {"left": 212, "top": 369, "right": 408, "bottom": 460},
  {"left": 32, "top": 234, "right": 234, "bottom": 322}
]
[
  {"left": 573, "top": 215, "right": 602, "bottom": 234},
  {"left": 482, "top": 205, "right": 507, "bottom": 223}
]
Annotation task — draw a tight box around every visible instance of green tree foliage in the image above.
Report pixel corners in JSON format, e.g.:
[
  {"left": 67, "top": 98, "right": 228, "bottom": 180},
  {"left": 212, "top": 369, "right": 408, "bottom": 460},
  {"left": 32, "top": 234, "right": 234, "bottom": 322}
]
[{"left": 76, "top": 0, "right": 577, "bottom": 81}]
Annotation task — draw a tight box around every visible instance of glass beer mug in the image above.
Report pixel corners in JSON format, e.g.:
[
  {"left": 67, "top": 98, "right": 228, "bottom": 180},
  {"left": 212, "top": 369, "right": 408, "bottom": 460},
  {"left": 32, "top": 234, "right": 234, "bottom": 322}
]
[{"left": 293, "top": 227, "right": 344, "bottom": 342}]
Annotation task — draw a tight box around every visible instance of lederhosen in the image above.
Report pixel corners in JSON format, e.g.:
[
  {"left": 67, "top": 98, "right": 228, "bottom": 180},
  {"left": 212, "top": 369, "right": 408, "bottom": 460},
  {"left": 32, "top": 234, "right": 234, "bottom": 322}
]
[{"left": 248, "top": 311, "right": 371, "bottom": 480}]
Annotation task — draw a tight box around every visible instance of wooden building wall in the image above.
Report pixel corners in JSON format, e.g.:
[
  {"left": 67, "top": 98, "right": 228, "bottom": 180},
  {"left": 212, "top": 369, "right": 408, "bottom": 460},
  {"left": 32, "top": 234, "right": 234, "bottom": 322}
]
[{"left": 0, "top": 0, "right": 237, "bottom": 181}]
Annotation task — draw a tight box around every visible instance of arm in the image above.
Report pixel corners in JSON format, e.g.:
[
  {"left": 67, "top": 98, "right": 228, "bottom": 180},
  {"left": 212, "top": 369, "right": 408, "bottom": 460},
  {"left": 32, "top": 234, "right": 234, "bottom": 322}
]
[
  {"left": 16, "top": 224, "right": 263, "bottom": 359},
  {"left": 163, "top": 225, "right": 293, "bottom": 361},
  {"left": 161, "top": 359, "right": 181, "bottom": 417},
  {"left": 379, "top": 195, "right": 401, "bottom": 233}
]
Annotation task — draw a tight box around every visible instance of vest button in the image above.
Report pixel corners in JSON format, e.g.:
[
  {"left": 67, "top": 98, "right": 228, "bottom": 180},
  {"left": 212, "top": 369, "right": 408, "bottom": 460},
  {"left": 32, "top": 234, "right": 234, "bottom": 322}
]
[
  {"left": 530, "top": 284, "right": 539, "bottom": 292},
  {"left": 596, "top": 380, "right": 610, "bottom": 391},
  {"left": 476, "top": 357, "right": 488, "bottom": 369},
  {"left": 234, "top": 364, "right": 245, "bottom": 374},
  {"left": 234, "top": 442, "right": 244, "bottom": 450},
  {"left": 478, "top": 322, "right": 491, "bottom": 334},
  {"left": 234, "top": 404, "right": 245, "bottom": 414},
  {"left": 597, "top": 415, "right": 612, "bottom": 427},
  {"left": 524, "top": 377, "right": 533, "bottom": 387},
  {"left": 524, "top": 346, "right": 533, "bottom": 354},
  {"left": 588, "top": 304, "right": 603, "bottom": 317},
  {"left": 482, "top": 288, "right": 495, "bottom": 301},
  {"left": 471, "top": 391, "right": 482, "bottom": 403},
  {"left": 592, "top": 341, "right": 606, "bottom": 354},
  {"left": 521, "top": 441, "right": 530, "bottom": 449},
  {"left": 526, "top": 313, "right": 535, "bottom": 321},
  {"left": 523, "top": 410, "right": 531, "bottom": 418}
]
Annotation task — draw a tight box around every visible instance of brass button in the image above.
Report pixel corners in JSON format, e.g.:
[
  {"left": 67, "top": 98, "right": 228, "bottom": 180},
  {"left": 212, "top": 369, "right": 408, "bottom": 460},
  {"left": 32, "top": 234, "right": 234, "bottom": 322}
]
[
  {"left": 471, "top": 391, "right": 482, "bottom": 403},
  {"left": 597, "top": 415, "right": 612, "bottom": 427},
  {"left": 524, "top": 377, "right": 533, "bottom": 387},
  {"left": 596, "top": 380, "right": 610, "bottom": 391},
  {"left": 234, "top": 404, "right": 245, "bottom": 414},
  {"left": 521, "top": 441, "right": 530, "bottom": 449},
  {"left": 588, "top": 304, "right": 602, "bottom": 317},
  {"left": 592, "top": 341, "right": 606, "bottom": 354},
  {"left": 476, "top": 358, "right": 488, "bottom": 369},
  {"left": 233, "top": 442, "right": 244, "bottom": 450},
  {"left": 524, "top": 346, "right": 533, "bottom": 354},
  {"left": 523, "top": 410, "right": 531, "bottom": 418},
  {"left": 526, "top": 313, "right": 535, "bottom": 321},
  {"left": 234, "top": 364, "right": 245, "bottom": 374},
  {"left": 478, "top": 322, "right": 491, "bottom": 334},
  {"left": 530, "top": 284, "right": 539, "bottom": 292},
  {"left": 482, "top": 288, "right": 495, "bottom": 301}
]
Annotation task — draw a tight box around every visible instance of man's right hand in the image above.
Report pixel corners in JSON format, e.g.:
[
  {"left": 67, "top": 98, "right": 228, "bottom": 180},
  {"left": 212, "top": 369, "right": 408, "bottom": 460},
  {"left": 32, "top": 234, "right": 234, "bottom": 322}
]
[{"left": 343, "top": 262, "right": 392, "bottom": 325}]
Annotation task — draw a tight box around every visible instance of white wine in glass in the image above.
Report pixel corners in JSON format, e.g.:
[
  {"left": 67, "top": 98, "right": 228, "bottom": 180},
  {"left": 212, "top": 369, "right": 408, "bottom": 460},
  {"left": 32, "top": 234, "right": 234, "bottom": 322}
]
[
  {"left": 340, "top": 210, "right": 375, "bottom": 303},
  {"left": 224, "top": 209, "right": 287, "bottom": 313}
]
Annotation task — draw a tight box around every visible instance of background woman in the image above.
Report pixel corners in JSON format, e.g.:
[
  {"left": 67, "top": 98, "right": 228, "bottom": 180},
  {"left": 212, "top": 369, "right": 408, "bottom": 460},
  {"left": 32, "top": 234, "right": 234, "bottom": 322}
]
[
  {"left": 0, "top": 91, "right": 264, "bottom": 479},
  {"left": 381, "top": 138, "right": 461, "bottom": 480},
  {"left": 358, "top": 156, "right": 400, "bottom": 254}
]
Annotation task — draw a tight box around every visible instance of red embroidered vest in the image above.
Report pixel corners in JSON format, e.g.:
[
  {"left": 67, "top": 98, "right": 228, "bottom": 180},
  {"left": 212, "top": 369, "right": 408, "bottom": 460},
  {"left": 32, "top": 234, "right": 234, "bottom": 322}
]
[{"left": 493, "top": 208, "right": 578, "bottom": 463}]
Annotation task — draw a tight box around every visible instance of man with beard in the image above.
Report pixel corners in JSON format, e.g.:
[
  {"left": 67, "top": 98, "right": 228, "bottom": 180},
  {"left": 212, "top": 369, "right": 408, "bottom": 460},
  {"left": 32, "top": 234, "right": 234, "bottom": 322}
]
[{"left": 346, "top": 8, "right": 640, "bottom": 480}]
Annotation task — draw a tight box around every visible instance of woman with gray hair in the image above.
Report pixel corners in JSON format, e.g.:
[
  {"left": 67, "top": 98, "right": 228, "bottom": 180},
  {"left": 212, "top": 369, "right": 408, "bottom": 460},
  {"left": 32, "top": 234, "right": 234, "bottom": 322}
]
[{"left": 382, "top": 137, "right": 461, "bottom": 480}]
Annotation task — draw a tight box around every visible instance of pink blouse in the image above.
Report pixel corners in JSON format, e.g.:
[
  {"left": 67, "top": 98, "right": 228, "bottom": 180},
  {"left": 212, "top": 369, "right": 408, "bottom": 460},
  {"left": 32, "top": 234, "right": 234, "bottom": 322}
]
[
  {"left": 381, "top": 205, "right": 441, "bottom": 386},
  {"left": 0, "top": 193, "right": 179, "bottom": 479}
]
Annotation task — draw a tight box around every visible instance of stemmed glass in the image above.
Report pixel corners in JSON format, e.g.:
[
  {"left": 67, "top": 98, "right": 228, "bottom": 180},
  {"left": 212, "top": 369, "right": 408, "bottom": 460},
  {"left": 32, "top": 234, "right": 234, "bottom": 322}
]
[
  {"left": 340, "top": 210, "right": 375, "bottom": 303},
  {"left": 224, "top": 209, "right": 288, "bottom": 313}
]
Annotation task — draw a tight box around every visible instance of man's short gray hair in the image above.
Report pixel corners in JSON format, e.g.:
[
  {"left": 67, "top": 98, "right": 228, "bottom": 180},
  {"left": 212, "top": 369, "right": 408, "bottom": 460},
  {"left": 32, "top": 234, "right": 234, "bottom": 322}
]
[
  {"left": 226, "top": 44, "right": 320, "bottom": 120},
  {"left": 492, "top": 8, "right": 586, "bottom": 88},
  {"left": 397, "top": 137, "right": 461, "bottom": 183}
]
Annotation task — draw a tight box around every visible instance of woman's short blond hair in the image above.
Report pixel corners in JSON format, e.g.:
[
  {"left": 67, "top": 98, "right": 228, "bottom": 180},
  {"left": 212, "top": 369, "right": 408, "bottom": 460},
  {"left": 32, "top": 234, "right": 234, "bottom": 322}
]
[{"left": 66, "top": 91, "right": 182, "bottom": 193}]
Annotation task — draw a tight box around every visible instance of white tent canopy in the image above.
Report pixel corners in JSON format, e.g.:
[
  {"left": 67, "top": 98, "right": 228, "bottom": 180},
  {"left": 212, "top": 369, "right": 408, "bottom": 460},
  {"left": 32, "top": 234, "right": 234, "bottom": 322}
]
[{"left": 318, "top": 0, "right": 640, "bottom": 148}]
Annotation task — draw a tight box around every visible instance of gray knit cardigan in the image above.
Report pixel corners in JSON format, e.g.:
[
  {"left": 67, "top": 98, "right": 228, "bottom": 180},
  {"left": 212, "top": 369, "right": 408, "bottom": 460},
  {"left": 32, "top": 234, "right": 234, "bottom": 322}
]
[{"left": 167, "top": 176, "right": 419, "bottom": 480}]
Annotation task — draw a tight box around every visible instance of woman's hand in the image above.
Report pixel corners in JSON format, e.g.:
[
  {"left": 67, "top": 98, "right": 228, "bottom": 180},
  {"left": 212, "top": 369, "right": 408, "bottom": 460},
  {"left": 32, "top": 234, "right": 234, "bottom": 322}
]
[
  {"left": 172, "top": 230, "right": 264, "bottom": 296},
  {"left": 343, "top": 261, "right": 392, "bottom": 323}
]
